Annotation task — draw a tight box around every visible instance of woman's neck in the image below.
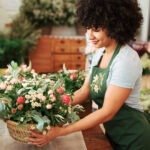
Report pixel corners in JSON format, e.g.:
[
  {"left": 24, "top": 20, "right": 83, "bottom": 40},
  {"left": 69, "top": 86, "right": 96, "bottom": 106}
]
[{"left": 105, "top": 40, "right": 118, "bottom": 54}]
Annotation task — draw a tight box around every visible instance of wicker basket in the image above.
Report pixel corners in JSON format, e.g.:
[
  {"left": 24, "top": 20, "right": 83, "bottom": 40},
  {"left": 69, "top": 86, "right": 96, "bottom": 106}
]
[{"left": 7, "top": 120, "right": 35, "bottom": 143}]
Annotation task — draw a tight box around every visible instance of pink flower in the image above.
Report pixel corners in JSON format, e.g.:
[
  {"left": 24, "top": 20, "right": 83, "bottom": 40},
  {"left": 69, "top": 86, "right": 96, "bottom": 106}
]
[
  {"left": 11, "top": 108, "right": 17, "bottom": 114},
  {"left": 16, "top": 96, "right": 25, "bottom": 104},
  {"left": 69, "top": 73, "right": 78, "bottom": 80},
  {"left": 61, "top": 94, "right": 71, "bottom": 105},
  {"left": 17, "top": 104, "right": 24, "bottom": 110},
  {"left": 56, "top": 87, "right": 65, "bottom": 94}
]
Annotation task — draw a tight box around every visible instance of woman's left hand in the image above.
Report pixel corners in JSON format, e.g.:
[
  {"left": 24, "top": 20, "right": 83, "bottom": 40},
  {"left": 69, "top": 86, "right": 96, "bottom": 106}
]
[{"left": 29, "top": 127, "right": 62, "bottom": 147}]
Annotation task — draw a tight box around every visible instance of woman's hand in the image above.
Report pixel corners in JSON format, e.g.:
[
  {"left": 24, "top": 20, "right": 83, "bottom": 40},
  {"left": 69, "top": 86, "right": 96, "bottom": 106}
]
[{"left": 29, "top": 127, "right": 62, "bottom": 147}]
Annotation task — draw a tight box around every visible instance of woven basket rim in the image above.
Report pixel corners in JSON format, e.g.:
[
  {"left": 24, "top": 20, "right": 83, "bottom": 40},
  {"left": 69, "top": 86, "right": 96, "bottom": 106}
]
[
  {"left": 7, "top": 120, "right": 19, "bottom": 125},
  {"left": 6, "top": 120, "right": 35, "bottom": 126}
]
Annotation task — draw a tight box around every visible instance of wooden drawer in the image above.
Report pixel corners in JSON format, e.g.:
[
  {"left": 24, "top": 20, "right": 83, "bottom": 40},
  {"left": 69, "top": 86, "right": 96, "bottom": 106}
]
[
  {"left": 53, "top": 38, "right": 86, "bottom": 54},
  {"left": 54, "top": 46, "right": 71, "bottom": 53},
  {"left": 72, "top": 54, "right": 85, "bottom": 61},
  {"left": 70, "top": 39, "right": 85, "bottom": 53},
  {"left": 30, "top": 51, "right": 51, "bottom": 58},
  {"left": 54, "top": 54, "right": 85, "bottom": 62},
  {"left": 29, "top": 36, "right": 86, "bottom": 73},
  {"left": 52, "top": 38, "right": 70, "bottom": 53}
]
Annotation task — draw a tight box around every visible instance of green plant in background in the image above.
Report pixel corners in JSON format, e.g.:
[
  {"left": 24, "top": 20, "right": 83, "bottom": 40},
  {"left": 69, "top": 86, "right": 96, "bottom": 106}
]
[
  {"left": 140, "top": 88, "right": 150, "bottom": 122},
  {"left": 140, "top": 89, "right": 150, "bottom": 111},
  {"left": 0, "top": 34, "right": 24, "bottom": 68},
  {"left": 9, "top": 14, "right": 41, "bottom": 63},
  {"left": 141, "top": 53, "right": 150, "bottom": 75},
  {"left": 20, "top": 0, "right": 77, "bottom": 27},
  {"left": 0, "top": 14, "right": 41, "bottom": 68}
]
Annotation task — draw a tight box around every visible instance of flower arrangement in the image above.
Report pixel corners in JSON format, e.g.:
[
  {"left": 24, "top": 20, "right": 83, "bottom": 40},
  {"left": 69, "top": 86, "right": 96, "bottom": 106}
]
[
  {"left": 20, "top": 0, "right": 77, "bottom": 27},
  {"left": 0, "top": 61, "right": 84, "bottom": 134}
]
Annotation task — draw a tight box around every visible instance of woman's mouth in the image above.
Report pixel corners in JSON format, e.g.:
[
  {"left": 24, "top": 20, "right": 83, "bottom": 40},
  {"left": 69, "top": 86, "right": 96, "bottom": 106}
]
[{"left": 90, "top": 40, "right": 98, "bottom": 45}]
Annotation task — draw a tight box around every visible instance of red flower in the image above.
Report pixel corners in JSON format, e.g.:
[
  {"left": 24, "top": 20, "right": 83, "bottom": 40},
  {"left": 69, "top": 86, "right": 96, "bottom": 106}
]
[
  {"left": 56, "top": 87, "right": 65, "bottom": 94},
  {"left": 61, "top": 94, "right": 71, "bottom": 105},
  {"left": 16, "top": 96, "right": 25, "bottom": 104},
  {"left": 70, "top": 73, "right": 78, "bottom": 80}
]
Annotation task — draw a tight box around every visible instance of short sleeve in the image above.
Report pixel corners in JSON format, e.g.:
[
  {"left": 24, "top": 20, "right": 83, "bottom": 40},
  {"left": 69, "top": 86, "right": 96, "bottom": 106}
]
[{"left": 109, "top": 53, "right": 142, "bottom": 88}]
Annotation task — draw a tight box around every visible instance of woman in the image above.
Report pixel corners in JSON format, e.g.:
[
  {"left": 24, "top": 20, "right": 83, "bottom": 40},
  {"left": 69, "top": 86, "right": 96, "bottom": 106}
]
[{"left": 29, "top": 0, "right": 150, "bottom": 149}]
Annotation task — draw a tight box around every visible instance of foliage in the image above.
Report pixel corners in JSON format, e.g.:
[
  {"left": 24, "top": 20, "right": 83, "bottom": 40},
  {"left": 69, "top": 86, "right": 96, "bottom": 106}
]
[
  {"left": 0, "top": 61, "right": 84, "bottom": 132},
  {"left": 20, "top": 0, "right": 77, "bottom": 27},
  {"left": 0, "top": 15, "right": 41, "bottom": 67},
  {"left": 141, "top": 53, "right": 150, "bottom": 75},
  {"left": 9, "top": 14, "right": 41, "bottom": 49},
  {"left": 140, "top": 88, "right": 150, "bottom": 113},
  {"left": 0, "top": 34, "right": 25, "bottom": 67},
  {"left": 10, "top": 14, "right": 41, "bottom": 63}
]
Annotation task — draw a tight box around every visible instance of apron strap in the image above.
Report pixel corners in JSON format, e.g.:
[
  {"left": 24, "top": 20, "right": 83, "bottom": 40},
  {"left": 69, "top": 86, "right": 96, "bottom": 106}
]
[
  {"left": 96, "top": 44, "right": 121, "bottom": 68},
  {"left": 107, "top": 44, "right": 121, "bottom": 68}
]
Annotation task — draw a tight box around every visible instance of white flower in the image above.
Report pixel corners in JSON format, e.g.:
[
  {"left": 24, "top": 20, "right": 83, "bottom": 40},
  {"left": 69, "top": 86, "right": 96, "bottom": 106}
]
[
  {"left": 0, "top": 83, "right": 7, "bottom": 90},
  {"left": 50, "top": 94, "right": 56, "bottom": 102},
  {"left": 10, "top": 78, "right": 18, "bottom": 84},
  {"left": 50, "top": 80, "right": 55, "bottom": 85},
  {"left": 68, "top": 107, "right": 71, "bottom": 114},
  {"left": 31, "top": 102, "right": 41, "bottom": 108},
  {"left": 93, "top": 75, "right": 99, "bottom": 83},
  {"left": 6, "top": 85, "right": 13, "bottom": 91},
  {"left": 25, "top": 95, "right": 31, "bottom": 99},
  {"left": 46, "top": 104, "right": 52, "bottom": 109},
  {"left": 45, "top": 79, "right": 51, "bottom": 82},
  {"left": 36, "top": 93, "right": 44, "bottom": 99},
  {"left": 31, "top": 96, "right": 36, "bottom": 101},
  {"left": 51, "top": 96, "right": 56, "bottom": 102},
  {"left": 41, "top": 74, "right": 46, "bottom": 78},
  {"left": 48, "top": 90, "right": 53, "bottom": 95},
  {"left": 28, "top": 90, "right": 36, "bottom": 95},
  {"left": 41, "top": 96, "right": 46, "bottom": 101},
  {"left": 25, "top": 100, "right": 29, "bottom": 104},
  {"left": 22, "top": 83, "right": 28, "bottom": 87},
  {"left": 94, "top": 85, "right": 99, "bottom": 93}
]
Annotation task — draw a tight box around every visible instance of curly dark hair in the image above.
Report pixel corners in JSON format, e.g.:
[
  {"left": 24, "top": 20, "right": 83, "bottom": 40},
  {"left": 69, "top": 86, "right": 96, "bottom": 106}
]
[{"left": 77, "top": 0, "right": 143, "bottom": 45}]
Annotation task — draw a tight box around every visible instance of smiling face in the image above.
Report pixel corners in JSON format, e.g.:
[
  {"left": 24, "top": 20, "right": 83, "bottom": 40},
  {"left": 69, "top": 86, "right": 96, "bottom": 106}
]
[{"left": 86, "top": 28, "right": 116, "bottom": 49}]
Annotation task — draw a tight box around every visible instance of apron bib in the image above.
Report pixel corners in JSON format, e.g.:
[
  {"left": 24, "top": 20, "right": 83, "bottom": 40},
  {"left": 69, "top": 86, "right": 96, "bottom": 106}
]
[{"left": 90, "top": 45, "right": 150, "bottom": 150}]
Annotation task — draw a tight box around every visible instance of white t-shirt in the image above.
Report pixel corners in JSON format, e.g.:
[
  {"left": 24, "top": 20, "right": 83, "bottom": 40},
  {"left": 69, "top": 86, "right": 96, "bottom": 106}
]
[{"left": 90, "top": 44, "right": 143, "bottom": 111}]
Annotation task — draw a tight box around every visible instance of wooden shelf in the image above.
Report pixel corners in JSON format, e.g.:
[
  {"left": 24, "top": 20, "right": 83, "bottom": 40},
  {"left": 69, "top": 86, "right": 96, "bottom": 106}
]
[{"left": 29, "top": 36, "right": 86, "bottom": 73}]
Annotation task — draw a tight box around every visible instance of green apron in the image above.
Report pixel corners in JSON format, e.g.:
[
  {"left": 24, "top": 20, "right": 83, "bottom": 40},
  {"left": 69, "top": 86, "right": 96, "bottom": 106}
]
[{"left": 90, "top": 45, "right": 150, "bottom": 150}]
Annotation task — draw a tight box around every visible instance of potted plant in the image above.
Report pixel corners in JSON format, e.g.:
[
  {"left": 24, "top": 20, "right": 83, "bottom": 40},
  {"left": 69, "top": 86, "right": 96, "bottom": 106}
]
[
  {"left": 20, "top": 0, "right": 77, "bottom": 35},
  {"left": 0, "top": 33, "right": 25, "bottom": 68},
  {"left": 0, "top": 14, "right": 41, "bottom": 69}
]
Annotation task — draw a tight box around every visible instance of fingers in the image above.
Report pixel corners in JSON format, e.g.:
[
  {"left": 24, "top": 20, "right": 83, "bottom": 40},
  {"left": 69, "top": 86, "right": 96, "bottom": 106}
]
[
  {"left": 29, "top": 131, "right": 51, "bottom": 147},
  {"left": 29, "top": 138, "right": 49, "bottom": 147},
  {"left": 30, "top": 131, "right": 42, "bottom": 138}
]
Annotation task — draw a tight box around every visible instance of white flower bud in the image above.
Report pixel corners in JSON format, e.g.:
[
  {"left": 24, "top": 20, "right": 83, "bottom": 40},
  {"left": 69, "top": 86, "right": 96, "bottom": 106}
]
[{"left": 46, "top": 104, "right": 52, "bottom": 109}]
